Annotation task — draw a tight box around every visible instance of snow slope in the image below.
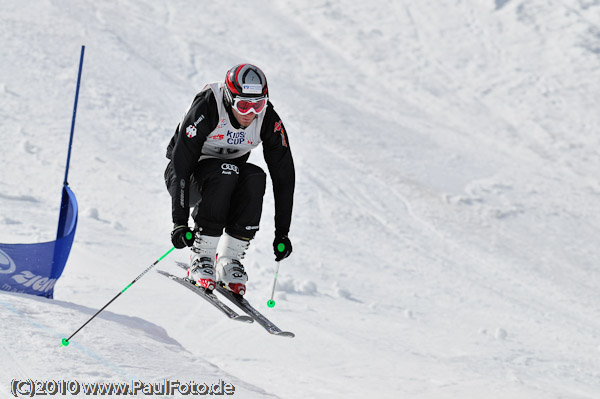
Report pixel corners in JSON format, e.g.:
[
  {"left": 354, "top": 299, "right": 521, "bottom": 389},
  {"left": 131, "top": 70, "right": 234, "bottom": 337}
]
[
  {"left": 2, "top": 0, "right": 600, "bottom": 398},
  {"left": 0, "top": 292, "right": 275, "bottom": 397}
]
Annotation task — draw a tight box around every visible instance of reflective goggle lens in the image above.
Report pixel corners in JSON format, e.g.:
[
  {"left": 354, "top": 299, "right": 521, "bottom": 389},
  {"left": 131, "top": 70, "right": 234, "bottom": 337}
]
[{"left": 234, "top": 98, "right": 267, "bottom": 115}]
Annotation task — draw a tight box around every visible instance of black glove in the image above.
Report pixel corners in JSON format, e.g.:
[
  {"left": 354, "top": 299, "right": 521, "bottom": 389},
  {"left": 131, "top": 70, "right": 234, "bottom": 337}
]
[
  {"left": 273, "top": 234, "right": 292, "bottom": 261},
  {"left": 171, "top": 225, "right": 194, "bottom": 249}
]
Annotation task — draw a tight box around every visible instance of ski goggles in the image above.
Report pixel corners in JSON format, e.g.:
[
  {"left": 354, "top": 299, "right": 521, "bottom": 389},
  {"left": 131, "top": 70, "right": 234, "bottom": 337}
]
[{"left": 232, "top": 96, "right": 268, "bottom": 115}]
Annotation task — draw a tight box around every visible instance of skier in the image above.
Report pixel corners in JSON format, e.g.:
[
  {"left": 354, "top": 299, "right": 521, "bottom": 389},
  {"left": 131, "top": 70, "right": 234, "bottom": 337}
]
[{"left": 164, "top": 64, "right": 295, "bottom": 296}]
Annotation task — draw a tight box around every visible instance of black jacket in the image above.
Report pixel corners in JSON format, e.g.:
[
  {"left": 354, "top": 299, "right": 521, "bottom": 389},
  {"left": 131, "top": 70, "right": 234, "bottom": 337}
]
[{"left": 166, "top": 87, "right": 295, "bottom": 236}]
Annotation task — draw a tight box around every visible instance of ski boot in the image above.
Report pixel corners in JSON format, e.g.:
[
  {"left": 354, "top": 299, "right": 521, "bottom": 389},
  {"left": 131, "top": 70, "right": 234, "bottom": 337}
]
[
  {"left": 216, "top": 233, "right": 250, "bottom": 295},
  {"left": 188, "top": 234, "right": 220, "bottom": 291}
]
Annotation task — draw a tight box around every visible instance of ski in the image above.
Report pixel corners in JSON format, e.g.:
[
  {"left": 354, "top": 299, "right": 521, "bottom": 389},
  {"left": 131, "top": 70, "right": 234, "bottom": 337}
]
[
  {"left": 215, "top": 284, "right": 295, "bottom": 338},
  {"left": 157, "top": 269, "right": 253, "bottom": 324},
  {"left": 174, "top": 261, "right": 295, "bottom": 338}
]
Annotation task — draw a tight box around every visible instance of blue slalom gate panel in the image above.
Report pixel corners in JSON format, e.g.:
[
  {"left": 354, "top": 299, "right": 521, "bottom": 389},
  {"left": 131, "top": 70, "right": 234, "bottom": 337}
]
[{"left": 0, "top": 186, "right": 78, "bottom": 298}]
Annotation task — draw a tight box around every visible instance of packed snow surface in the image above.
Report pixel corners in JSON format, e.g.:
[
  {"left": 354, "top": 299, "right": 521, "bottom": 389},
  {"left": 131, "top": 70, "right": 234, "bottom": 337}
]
[{"left": 1, "top": 0, "right": 600, "bottom": 398}]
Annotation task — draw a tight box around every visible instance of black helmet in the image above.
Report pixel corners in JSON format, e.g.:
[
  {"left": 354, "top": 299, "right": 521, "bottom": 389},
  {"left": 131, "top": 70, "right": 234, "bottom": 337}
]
[{"left": 223, "top": 64, "right": 268, "bottom": 108}]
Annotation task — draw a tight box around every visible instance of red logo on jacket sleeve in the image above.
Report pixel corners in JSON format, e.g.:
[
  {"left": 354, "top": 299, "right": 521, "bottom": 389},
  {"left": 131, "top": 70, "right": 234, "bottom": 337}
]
[{"left": 274, "top": 121, "right": 287, "bottom": 147}]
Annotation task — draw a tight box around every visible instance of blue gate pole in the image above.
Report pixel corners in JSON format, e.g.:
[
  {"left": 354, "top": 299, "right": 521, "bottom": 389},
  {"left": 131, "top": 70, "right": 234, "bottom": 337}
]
[
  {"left": 63, "top": 45, "right": 85, "bottom": 186},
  {"left": 57, "top": 45, "right": 85, "bottom": 240}
]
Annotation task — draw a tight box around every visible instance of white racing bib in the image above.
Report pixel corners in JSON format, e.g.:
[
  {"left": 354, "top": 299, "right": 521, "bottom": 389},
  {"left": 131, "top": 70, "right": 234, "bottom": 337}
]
[{"left": 200, "top": 83, "right": 265, "bottom": 161}]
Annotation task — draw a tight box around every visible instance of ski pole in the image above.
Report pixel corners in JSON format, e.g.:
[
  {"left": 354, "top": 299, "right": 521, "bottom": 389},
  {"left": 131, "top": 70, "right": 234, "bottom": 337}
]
[
  {"left": 267, "top": 261, "right": 281, "bottom": 308},
  {"left": 60, "top": 235, "right": 189, "bottom": 347}
]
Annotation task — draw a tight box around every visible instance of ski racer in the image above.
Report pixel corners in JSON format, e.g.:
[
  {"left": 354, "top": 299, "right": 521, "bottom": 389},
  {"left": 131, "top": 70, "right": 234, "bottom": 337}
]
[{"left": 164, "top": 64, "right": 295, "bottom": 296}]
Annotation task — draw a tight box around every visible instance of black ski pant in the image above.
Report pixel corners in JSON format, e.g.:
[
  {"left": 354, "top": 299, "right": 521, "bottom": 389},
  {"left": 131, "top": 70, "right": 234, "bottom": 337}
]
[{"left": 165, "top": 158, "right": 266, "bottom": 240}]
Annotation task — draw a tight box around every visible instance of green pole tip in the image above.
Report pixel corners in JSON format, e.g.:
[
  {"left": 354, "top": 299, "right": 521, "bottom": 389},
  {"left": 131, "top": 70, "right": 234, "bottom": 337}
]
[
  {"left": 277, "top": 243, "right": 285, "bottom": 252},
  {"left": 185, "top": 231, "right": 193, "bottom": 240},
  {"left": 61, "top": 338, "right": 70, "bottom": 347},
  {"left": 267, "top": 299, "right": 276, "bottom": 308}
]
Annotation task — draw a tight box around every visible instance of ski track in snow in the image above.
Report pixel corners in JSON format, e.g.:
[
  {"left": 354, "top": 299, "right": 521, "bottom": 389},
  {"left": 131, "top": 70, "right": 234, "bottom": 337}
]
[{"left": 2, "top": 0, "right": 600, "bottom": 398}]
